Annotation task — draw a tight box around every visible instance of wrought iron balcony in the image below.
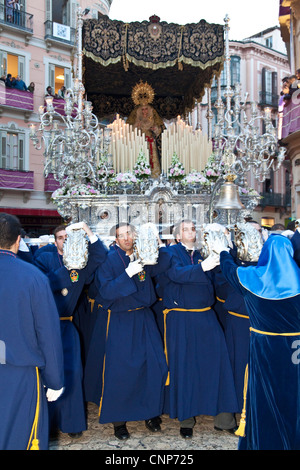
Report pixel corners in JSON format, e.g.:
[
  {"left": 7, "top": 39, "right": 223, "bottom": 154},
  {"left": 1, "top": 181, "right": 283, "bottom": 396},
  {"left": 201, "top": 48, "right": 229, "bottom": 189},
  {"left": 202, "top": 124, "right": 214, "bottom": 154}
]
[
  {"left": 44, "top": 20, "right": 75, "bottom": 49},
  {"left": 259, "top": 91, "right": 279, "bottom": 108},
  {"left": 0, "top": 4, "right": 33, "bottom": 37},
  {"left": 259, "top": 191, "right": 291, "bottom": 208}
]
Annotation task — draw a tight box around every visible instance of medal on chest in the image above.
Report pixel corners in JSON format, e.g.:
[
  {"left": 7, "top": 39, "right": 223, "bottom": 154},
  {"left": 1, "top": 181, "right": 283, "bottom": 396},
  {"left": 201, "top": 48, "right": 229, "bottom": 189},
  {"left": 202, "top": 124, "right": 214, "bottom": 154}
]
[
  {"left": 70, "top": 269, "right": 79, "bottom": 283},
  {"left": 138, "top": 269, "right": 146, "bottom": 282}
]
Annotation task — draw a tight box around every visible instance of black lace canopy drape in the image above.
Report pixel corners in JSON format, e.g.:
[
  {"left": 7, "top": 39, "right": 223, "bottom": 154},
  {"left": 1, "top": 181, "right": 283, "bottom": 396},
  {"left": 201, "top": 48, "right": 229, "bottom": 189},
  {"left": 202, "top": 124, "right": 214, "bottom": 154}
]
[{"left": 82, "top": 15, "right": 224, "bottom": 120}]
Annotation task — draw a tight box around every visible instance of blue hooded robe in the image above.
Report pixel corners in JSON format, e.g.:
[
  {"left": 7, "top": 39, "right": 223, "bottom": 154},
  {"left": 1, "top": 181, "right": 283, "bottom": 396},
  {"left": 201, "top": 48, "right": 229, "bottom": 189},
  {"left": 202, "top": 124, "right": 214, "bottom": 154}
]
[
  {"left": 162, "top": 242, "right": 238, "bottom": 422},
  {"left": 220, "top": 235, "right": 300, "bottom": 450},
  {"left": 34, "top": 238, "right": 107, "bottom": 434},
  {"left": 84, "top": 245, "right": 170, "bottom": 424},
  {"left": 0, "top": 250, "right": 64, "bottom": 450}
]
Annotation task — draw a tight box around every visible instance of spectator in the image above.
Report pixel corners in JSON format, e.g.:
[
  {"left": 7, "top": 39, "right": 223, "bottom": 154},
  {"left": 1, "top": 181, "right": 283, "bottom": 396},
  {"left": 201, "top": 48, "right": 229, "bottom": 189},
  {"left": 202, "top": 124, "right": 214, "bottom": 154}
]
[
  {"left": 45, "top": 85, "right": 55, "bottom": 98},
  {"left": 13, "top": 0, "right": 21, "bottom": 25},
  {"left": 57, "top": 85, "right": 65, "bottom": 99},
  {"left": 5, "top": 73, "right": 12, "bottom": 88},
  {"left": 27, "top": 82, "right": 35, "bottom": 93},
  {"left": 6, "top": 0, "right": 13, "bottom": 23},
  {"left": 13, "top": 75, "right": 27, "bottom": 91}
]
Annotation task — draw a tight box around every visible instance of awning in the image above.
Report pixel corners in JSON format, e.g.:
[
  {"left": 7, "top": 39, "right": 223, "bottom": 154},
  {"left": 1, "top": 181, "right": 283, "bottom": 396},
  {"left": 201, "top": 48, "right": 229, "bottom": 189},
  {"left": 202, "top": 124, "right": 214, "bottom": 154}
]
[{"left": 82, "top": 14, "right": 225, "bottom": 120}]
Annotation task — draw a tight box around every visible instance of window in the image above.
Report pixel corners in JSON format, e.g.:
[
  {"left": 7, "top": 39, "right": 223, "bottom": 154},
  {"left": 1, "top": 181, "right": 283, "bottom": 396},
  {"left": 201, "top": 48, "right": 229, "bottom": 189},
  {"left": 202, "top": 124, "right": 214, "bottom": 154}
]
[
  {"left": 48, "top": 63, "right": 71, "bottom": 94},
  {"left": 265, "top": 36, "right": 273, "bottom": 49},
  {"left": 46, "top": 0, "right": 77, "bottom": 28},
  {"left": 261, "top": 68, "right": 278, "bottom": 106},
  {"left": 211, "top": 55, "right": 241, "bottom": 88},
  {"left": 0, "top": 130, "right": 25, "bottom": 170},
  {"left": 0, "top": 51, "right": 25, "bottom": 82}
]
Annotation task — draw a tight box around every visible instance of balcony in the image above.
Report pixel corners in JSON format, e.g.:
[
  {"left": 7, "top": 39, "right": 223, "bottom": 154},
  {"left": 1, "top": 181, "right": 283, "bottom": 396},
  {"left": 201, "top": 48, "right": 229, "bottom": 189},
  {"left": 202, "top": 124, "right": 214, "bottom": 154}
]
[
  {"left": 258, "top": 191, "right": 291, "bottom": 210},
  {"left": 259, "top": 91, "right": 279, "bottom": 108},
  {"left": 44, "top": 173, "right": 60, "bottom": 193},
  {"left": 0, "top": 84, "right": 34, "bottom": 121},
  {"left": 0, "top": 5, "right": 33, "bottom": 44},
  {"left": 281, "top": 95, "right": 300, "bottom": 140},
  {"left": 44, "top": 20, "right": 75, "bottom": 51},
  {"left": 43, "top": 96, "right": 77, "bottom": 118},
  {"left": 0, "top": 168, "right": 34, "bottom": 190}
]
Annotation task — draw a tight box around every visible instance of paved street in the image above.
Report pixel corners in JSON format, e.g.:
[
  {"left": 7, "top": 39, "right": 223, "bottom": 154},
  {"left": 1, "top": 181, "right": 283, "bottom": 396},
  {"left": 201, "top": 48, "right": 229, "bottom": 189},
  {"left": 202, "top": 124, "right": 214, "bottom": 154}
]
[{"left": 49, "top": 402, "right": 239, "bottom": 451}]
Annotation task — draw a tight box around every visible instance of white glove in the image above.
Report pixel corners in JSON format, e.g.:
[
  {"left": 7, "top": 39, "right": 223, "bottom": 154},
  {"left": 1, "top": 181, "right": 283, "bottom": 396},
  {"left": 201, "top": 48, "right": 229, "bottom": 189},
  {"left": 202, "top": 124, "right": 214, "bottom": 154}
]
[
  {"left": 211, "top": 238, "right": 230, "bottom": 255},
  {"left": 66, "top": 222, "right": 84, "bottom": 233},
  {"left": 46, "top": 387, "right": 64, "bottom": 402},
  {"left": 201, "top": 253, "right": 220, "bottom": 272},
  {"left": 125, "top": 260, "right": 144, "bottom": 278}
]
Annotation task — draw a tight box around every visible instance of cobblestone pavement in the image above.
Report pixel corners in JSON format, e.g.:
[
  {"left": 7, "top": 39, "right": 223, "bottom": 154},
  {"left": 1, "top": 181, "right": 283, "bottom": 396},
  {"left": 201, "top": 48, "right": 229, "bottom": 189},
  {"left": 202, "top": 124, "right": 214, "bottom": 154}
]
[{"left": 49, "top": 402, "right": 239, "bottom": 451}]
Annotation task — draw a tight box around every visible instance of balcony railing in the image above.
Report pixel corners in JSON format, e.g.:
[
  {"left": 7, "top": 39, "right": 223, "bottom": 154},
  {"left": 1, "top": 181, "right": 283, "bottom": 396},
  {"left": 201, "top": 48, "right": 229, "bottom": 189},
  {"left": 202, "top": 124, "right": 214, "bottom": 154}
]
[
  {"left": 259, "top": 191, "right": 291, "bottom": 208},
  {"left": 0, "top": 168, "right": 34, "bottom": 190},
  {"left": 259, "top": 91, "right": 279, "bottom": 108},
  {"left": 281, "top": 94, "right": 300, "bottom": 140},
  {"left": 44, "top": 20, "right": 75, "bottom": 46},
  {"left": 0, "top": 84, "right": 34, "bottom": 112},
  {"left": 0, "top": 4, "right": 33, "bottom": 33}
]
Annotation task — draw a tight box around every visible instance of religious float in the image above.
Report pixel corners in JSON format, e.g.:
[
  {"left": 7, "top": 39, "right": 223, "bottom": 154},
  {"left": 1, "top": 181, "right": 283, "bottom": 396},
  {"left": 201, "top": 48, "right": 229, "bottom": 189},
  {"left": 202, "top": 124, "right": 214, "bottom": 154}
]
[{"left": 29, "top": 9, "right": 285, "bottom": 246}]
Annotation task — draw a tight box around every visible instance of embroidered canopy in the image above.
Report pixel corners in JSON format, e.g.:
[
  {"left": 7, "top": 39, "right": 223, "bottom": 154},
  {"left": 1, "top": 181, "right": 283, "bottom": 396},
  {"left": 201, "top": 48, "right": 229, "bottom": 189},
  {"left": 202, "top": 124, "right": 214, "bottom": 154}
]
[{"left": 82, "top": 14, "right": 225, "bottom": 120}]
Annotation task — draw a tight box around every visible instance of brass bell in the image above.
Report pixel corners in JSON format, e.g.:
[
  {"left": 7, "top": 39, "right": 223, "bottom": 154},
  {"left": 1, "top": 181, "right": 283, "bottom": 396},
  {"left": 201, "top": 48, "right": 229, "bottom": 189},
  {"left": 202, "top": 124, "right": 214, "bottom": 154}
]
[{"left": 214, "top": 181, "right": 245, "bottom": 210}]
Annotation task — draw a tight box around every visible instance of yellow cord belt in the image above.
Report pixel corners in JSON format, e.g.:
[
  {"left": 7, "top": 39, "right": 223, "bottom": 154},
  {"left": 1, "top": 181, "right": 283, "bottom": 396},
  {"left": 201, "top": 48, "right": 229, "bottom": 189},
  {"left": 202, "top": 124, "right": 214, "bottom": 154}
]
[
  {"left": 235, "top": 327, "right": 300, "bottom": 438},
  {"left": 27, "top": 367, "right": 40, "bottom": 450},
  {"left": 98, "top": 309, "right": 111, "bottom": 418},
  {"left": 163, "top": 307, "right": 211, "bottom": 386}
]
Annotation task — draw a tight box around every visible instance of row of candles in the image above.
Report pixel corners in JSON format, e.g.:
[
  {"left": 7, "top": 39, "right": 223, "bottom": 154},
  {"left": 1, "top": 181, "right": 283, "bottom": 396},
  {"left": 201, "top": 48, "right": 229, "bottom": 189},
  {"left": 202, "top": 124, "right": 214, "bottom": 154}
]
[{"left": 161, "top": 116, "right": 212, "bottom": 174}]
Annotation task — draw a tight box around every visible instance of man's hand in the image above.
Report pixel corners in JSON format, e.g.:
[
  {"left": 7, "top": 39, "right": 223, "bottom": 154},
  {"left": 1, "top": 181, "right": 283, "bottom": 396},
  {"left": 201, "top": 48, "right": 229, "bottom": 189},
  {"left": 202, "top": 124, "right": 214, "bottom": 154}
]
[
  {"left": 201, "top": 253, "right": 220, "bottom": 272},
  {"left": 125, "top": 260, "right": 144, "bottom": 278}
]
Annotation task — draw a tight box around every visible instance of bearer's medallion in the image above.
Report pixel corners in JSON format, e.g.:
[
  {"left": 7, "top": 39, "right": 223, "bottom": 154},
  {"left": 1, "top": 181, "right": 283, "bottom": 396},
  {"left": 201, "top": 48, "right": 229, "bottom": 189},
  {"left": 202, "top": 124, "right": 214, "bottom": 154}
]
[
  {"left": 138, "top": 270, "right": 146, "bottom": 282},
  {"left": 70, "top": 269, "right": 79, "bottom": 283}
]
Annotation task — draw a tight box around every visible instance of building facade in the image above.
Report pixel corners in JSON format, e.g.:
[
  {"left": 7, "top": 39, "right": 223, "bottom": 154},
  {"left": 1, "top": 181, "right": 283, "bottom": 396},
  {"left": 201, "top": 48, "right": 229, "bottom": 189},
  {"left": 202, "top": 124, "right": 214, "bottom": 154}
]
[
  {"left": 279, "top": 0, "right": 300, "bottom": 220},
  {"left": 0, "top": 0, "right": 112, "bottom": 234},
  {"left": 199, "top": 26, "right": 291, "bottom": 228}
]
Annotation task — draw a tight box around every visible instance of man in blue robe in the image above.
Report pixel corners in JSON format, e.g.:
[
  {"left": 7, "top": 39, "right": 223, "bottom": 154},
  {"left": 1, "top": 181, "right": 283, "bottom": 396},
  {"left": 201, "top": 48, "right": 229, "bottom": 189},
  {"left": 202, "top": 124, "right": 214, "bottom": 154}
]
[
  {"left": 34, "top": 221, "right": 107, "bottom": 438},
  {"left": 162, "top": 220, "right": 239, "bottom": 438},
  {"left": 215, "top": 234, "right": 300, "bottom": 450},
  {"left": 0, "top": 213, "right": 64, "bottom": 450},
  {"left": 84, "top": 222, "right": 170, "bottom": 440}
]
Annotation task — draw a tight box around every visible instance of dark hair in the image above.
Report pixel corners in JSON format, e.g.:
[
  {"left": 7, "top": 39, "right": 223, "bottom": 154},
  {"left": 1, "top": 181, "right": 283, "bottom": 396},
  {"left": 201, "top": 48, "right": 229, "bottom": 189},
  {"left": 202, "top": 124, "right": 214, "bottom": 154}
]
[
  {"left": 0, "top": 213, "right": 21, "bottom": 249},
  {"left": 53, "top": 224, "right": 66, "bottom": 239},
  {"left": 271, "top": 223, "right": 285, "bottom": 231},
  {"left": 173, "top": 219, "right": 194, "bottom": 240},
  {"left": 287, "top": 220, "right": 296, "bottom": 231},
  {"left": 110, "top": 222, "right": 135, "bottom": 237}
]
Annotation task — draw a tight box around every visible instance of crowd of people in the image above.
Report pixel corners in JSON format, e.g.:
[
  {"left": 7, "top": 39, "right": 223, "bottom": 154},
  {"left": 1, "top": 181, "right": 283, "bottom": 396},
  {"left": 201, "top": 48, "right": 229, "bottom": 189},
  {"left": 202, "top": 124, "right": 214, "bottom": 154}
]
[
  {"left": 0, "top": 73, "right": 33, "bottom": 92},
  {"left": 1, "top": 212, "right": 300, "bottom": 451}
]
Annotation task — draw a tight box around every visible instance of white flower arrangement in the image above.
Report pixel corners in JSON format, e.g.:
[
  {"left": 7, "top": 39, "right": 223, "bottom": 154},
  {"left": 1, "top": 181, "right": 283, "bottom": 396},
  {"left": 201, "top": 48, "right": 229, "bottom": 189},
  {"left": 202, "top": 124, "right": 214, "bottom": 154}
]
[
  {"left": 182, "top": 170, "right": 209, "bottom": 186},
  {"left": 52, "top": 184, "right": 100, "bottom": 199},
  {"left": 203, "top": 153, "right": 224, "bottom": 183},
  {"left": 168, "top": 152, "right": 185, "bottom": 180},
  {"left": 113, "top": 172, "right": 138, "bottom": 184},
  {"left": 97, "top": 155, "right": 115, "bottom": 180},
  {"left": 239, "top": 187, "right": 262, "bottom": 198},
  {"left": 68, "top": 184, "right": 100, "bottom": 196},
  {"left": 133, "top": 150, "right": 151, "bottom": 179}
]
